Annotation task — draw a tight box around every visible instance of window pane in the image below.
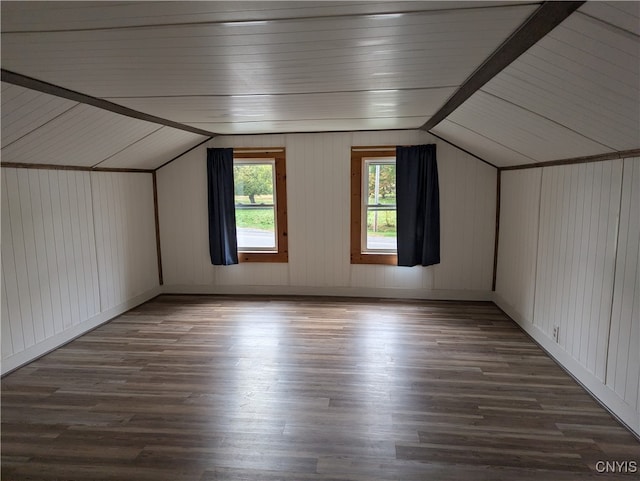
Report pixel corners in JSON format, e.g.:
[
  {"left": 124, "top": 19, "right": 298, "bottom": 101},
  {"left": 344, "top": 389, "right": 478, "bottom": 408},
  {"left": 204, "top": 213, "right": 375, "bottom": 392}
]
[
  {"left": 365, "top": 160, "right": 396, "bottom": 251},
  {"left": 236, "top": 207, "right": 276, "bottom": 249},
  {"left": 234, "top": 163, "right": 276, "bottom": 250},
  {"left": 367, "top": 162, "right": 396, "bottom": 204},
  {"left": 366, "top": 207, "right": 397, "bottom": 251},
  {"left": 234, "top": 163, "right": 274, "bottom": 205}
]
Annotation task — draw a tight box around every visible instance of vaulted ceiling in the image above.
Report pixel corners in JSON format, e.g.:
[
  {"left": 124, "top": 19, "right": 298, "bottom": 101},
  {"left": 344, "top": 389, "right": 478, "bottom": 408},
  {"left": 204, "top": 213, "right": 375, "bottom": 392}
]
[{"left": 1, "top": 1, "right": 638, "bottom": 169}]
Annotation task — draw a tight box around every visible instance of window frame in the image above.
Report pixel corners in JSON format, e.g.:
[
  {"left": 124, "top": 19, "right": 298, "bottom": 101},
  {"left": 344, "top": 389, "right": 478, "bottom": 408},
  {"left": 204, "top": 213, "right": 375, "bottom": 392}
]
[
  {"left": 350, "top": 146, "right": 398, "bottom": 265},
  {"left": 233, "top": 148, "right": 288, "bottom": 263}
]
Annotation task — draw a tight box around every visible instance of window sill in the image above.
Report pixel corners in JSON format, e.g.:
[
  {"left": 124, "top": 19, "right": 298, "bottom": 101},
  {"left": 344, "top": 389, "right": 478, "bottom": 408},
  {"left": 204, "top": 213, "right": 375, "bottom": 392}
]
[
  {"left": 238, "top": 252, "right": 288, "bottom": 263},
  {"left": 350, "top": 253, "right": 397, "bottom": 265}
]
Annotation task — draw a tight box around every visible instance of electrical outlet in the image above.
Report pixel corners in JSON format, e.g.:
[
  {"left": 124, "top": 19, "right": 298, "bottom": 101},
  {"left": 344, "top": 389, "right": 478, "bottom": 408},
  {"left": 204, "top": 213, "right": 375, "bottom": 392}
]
[{"left": 552, "top": 326, "right": 559, "bottom": 343}]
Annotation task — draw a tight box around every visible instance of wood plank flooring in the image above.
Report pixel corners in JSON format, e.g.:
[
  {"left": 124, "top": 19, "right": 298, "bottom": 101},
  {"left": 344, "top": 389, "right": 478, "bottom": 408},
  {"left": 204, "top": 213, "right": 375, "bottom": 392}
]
[{"left": 2, "top": 295, "right": 639, "bottom": 480}]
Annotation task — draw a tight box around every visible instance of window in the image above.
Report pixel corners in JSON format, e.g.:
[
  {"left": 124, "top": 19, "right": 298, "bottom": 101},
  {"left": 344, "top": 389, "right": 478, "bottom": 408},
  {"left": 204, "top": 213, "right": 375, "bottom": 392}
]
[
  {"left": 233, "top": 149, "right": 288, "bottom": 262},
  {"left": 351, "top": 147, "right": 398, "bottom": 265}
]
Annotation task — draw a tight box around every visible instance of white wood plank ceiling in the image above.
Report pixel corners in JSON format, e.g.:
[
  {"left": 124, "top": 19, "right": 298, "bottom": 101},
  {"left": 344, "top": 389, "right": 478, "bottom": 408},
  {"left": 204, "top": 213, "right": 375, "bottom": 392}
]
[
  {"left": 432, "top": 2, "right": 640, "bottom": 166},
  {"left": 1, "top": 83, "right": 208, "bottom": 169},
  {"left": 1, "top": 1, "right": 638, "bottom": 169}
]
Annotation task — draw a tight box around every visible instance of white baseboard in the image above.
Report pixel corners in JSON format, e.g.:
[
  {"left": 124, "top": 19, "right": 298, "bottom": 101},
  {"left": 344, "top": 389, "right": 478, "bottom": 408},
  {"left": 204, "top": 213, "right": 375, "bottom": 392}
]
[
  {"left": 494, "top": 293, "right": 639, "bottom": 438},
  {"left": 162, "top": 284, "right": 493, "bottom": 301},
  {"left": 1, "top": 286, "right": 161, "bottom": 375}
]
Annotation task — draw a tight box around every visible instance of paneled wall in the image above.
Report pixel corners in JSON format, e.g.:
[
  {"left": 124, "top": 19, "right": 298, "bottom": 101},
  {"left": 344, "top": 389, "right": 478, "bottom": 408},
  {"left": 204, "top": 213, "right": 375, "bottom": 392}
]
[
  {"left": 607, "top": 158, "right": 640, "bottom": 416},
  {"left": 495, "top": 169, "right": 541, "bottom": 323},
  {"left": 157, "top": 130, "right": 496, "bottom": 298},
  {"left": 1, "top": 169, "right": 99, "bottom": 358},
  {"left": 1, "top": 168, "right": 160, "bottom": 374},
  {"left": 92, "top": 172, "right": 158, "bottom": 311},
  {"left": 495, "top": 157, "right": 640, "bottom": 436},
  {"left": 535, "top": 161, "right": 622, "bottom": 381}
]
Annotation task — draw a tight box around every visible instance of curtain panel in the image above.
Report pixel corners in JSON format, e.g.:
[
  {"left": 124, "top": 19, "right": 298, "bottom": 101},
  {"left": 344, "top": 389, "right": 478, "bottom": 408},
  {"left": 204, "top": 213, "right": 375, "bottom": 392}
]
[
  {"left": 206, "top": 148, "right": 238, "bottom": 265},
  {"left": 396, "top": 144, "right": 440, "bottom": 267}
]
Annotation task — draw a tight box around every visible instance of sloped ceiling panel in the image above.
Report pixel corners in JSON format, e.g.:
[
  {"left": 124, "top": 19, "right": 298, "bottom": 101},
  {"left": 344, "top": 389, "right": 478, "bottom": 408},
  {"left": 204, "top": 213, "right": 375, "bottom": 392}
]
[
  {"left": 435, "top": 3, "right": 639, "bottom": 166},
  {"left": 444, "top": 91, "right": 612, "bottom": 163},
  {"left": 481, "top": 12, "right": 640, "bottom": 152},
  {"left": 432, "top": 120, "right": 536, "bottom": 167},
  {"left": 1, "top": 3, "right": 537, "bottom": 134},
  {"left": 1, "top": 82, "right": 78, "bottom": 148},
  {"left": 1, "top": 104, "right": 161, "bottom": 167},
  {"left": 96, "top": 128, "right": 208, "bottom": 169},
  {"left": 579, "top": 1, "right": 639, "bottom": 35}
]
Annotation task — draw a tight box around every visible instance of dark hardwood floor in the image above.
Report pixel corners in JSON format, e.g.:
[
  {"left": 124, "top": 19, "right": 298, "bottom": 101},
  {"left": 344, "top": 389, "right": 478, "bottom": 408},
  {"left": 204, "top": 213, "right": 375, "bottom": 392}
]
[{"left": 2, "top": 295, "right": 639, "bottom": 480}]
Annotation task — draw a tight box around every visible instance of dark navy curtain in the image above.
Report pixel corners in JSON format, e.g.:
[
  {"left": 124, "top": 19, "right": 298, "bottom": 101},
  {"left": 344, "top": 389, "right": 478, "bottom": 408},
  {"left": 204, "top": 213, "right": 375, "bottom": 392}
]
[
  {"left": 396, "top": 144, "right": 440, "bottom": 267},
  {"left": 207, "top": 148, "right": 238, "bottom": 265}
]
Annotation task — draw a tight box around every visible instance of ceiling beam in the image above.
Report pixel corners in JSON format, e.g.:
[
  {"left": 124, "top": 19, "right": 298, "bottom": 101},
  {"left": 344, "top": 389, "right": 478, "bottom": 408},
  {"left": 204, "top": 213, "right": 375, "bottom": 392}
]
[
  {"left": 1, "top": 69, "right": 217, "bottom": 138},
  {"left": 0, "top": 162, "right": 154, "bottom": 173},
  {"left": 500, "top": 148, "right": 640, "bottom": 171},
  {"left": 421, "top": 1, "right": 585, "bottom": 131}
]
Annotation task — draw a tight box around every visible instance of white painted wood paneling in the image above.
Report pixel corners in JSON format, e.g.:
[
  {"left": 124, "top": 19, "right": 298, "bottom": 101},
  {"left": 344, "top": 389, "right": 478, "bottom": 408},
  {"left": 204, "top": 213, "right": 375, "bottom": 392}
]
[
  {"left": 1, "top": 268, "right": 14, "bottom": 357},
  {"left": 58, "top": 171, "right": 80, "bottom": 326},
  {"left": 16, "top": 169, "right": 45, "bottom": 341},
  {"left": 3, "top": 1, "right": 635, "bottom": 165},
  {"left": 431, "top": 119, "right": 535, "bottom": 168},
  {"left": 197, "top": 118, "right": 424, "bottom": 135},
  {"left": 1, "top": 168, "right": 160, "bottom": 373},
  {"left": 91, "top": 172, "right": 158, "bottom": 311},
  {"left": 435, "top": 4, "right": 640, "bottom": 167},
  {"left": 1, "top": 170, "right": 26, "bottom": 354},
  {"left": 37, "top": 170, "right": 65, "bottom": 336},
  {"left": 534, "top": 161, "right": 622, "bottom": 380},
  {"left": 1, "top": 2, "right": 531, "bottom": 31},
  {"left": 495, "top": 169, "right": 542, "bottom": 322},
  {"left": 111, "top": 89, "right": 455, "bottom": 123},
  {"left": 482, "top": 13, "right": 640, "bottom": 152},
  {"left": 1, "top": 82, "right": 78, "bottom": 148},
  {"left": 446, "top": 91, "right": 612, "bottom": 164},
  {"left": 1, "top": 168, "right": 99, "bottom": 358},
  {"left": 48, "top": 171, "right": 73, "bottom": 331},
  {"left": 110, "top": 88, "right": 455, "bottom": 135},
  {"left": 579, "top": 1, "right": 639, "bottom": 35},
  {"left": 1, "top": 2, "right": 535, "bottom": 135},
  {"left": 435, "top": 141, "right": 496, "bottom": 291},
  {"left": 158, "top": 129, "right": 496, "bottom": 296},
  {"left": 96, "top": 127, "right": 208, "bottom": 170},
  {"left": 284, "top": 132, "right": 352, "bottom": 288},
  {"left": 156, "top": 147, "right": 217, "bottom": 288},
  {"left": 607, "top": 157, "right": 640, "bottom": 408},
  {"left": 1, "top": 5, "right": 536, "bottom": 99},
  {"left": 494, "top": 157, "right": 640, "bottom": 435},
  {"left": 5, "top": 168, "right": 36, "bottom": 349},
  {"left": 1, "top": 104, "right": 159, "bottom": 167}
]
